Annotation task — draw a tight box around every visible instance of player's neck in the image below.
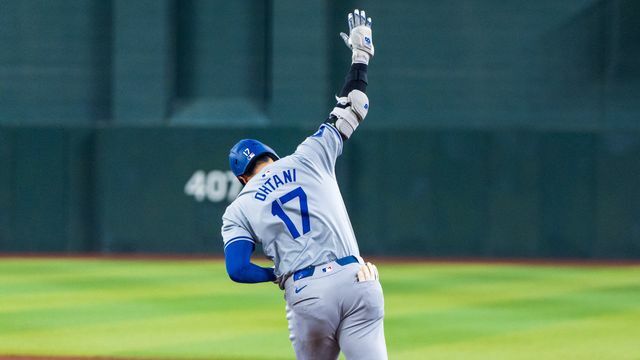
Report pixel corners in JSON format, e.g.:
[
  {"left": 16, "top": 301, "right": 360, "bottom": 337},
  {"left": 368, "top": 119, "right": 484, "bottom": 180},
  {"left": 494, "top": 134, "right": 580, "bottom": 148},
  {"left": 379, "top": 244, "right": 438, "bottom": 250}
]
[{"left": 245, "top": 159, "right": 274, "bottom": 183}]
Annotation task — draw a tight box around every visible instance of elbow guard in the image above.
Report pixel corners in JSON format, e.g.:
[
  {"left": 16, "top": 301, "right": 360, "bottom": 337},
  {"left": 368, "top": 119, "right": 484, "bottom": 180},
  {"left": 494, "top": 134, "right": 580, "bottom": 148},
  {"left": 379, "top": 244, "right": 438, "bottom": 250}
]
[{"left": 330, "top": 90, "right": 369, "bottom": 139}]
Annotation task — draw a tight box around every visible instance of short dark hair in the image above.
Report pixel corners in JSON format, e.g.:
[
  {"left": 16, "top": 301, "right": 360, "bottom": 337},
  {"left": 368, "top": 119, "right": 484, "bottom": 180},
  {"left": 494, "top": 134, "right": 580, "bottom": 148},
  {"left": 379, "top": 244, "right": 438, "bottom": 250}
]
[{"left": 246, "top": 154, "right": 274, "bottom": 176}]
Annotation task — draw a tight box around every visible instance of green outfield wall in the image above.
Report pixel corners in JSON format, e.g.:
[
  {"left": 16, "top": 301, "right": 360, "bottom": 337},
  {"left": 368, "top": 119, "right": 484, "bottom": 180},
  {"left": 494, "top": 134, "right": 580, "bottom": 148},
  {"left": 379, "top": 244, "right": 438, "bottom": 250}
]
[
  {"left": 1, "top": 1, "right": 639, "bottom": 257},
  {"left": 1, "top": 126, "right": 639, "bottom": 258}
]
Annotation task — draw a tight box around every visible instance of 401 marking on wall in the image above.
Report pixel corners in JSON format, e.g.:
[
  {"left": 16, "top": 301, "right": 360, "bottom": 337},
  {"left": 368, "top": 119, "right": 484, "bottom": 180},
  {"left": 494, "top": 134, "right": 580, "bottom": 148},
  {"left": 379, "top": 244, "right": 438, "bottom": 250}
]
[{"left": 184, "top": 170, "right": 242, "bottom": 203}]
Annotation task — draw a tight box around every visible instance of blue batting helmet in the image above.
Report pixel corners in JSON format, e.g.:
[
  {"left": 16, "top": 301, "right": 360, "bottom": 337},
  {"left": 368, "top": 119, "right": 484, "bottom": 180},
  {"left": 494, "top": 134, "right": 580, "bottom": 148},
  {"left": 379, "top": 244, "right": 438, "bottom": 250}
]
[{"left": 229, "top": 139, "right": 279, "bottom": 177}]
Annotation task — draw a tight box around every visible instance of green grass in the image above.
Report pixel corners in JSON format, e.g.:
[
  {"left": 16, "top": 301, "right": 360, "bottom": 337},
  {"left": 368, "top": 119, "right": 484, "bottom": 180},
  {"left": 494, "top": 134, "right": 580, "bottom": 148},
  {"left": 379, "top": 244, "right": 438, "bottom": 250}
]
[{"left": 0, "top": 258, "right": 639, "bottom": 359}]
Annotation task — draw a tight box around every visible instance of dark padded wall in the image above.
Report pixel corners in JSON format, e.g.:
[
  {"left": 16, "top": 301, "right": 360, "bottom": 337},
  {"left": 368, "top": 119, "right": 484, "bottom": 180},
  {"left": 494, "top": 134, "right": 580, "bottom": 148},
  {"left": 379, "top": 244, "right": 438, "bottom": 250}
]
[
  {"left": 0, "top": 131, "right": 11, "bottom": 247},
  {"left": 0, "top": 0, "right": 111, "bottom": 124},
  {"left": 112, "top": 0, "right": 173, "bottom": 124},
  {"left": 0, "top": 128, "right": 94, "bottom": 251},
  {"left": 93, "top": 127, "right": 309, "bottom": 253},
  {"left": 1, "top": 0, "right": 639, "bottom": 258},
  {"left": 605, "top": 0, "right": 640, "bottom": 126},
  {"left": 357, "top": 0, "right": 639, "bottom": 129},
  {"left": 90, "top": 128, "right": 640, "bottom": 258},
  {"left": 173, "top": 0, "right": 269, "bottom": 125}
]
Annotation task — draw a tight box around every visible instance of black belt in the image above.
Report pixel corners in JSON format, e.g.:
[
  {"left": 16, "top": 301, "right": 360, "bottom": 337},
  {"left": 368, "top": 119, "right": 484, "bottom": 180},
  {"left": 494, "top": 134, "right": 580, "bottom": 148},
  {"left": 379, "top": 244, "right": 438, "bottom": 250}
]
[{"left": 292, "top": 255, "right": 359, "bottom": 281}]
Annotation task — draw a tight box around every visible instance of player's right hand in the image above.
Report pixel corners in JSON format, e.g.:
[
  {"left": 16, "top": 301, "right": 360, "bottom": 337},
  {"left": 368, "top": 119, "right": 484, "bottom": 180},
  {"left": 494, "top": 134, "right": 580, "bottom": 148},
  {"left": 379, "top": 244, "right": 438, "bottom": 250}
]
[
  {"left": 340, "top": 9, "right": 374, "bottom": 64},
  {"left": 357, "top": 262, "right": 379, "bottom": 282}
]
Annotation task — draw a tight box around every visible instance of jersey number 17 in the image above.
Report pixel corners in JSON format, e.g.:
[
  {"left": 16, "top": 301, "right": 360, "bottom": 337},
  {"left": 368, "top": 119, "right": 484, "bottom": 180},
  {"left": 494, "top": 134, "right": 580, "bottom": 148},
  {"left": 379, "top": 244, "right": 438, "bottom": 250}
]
[{"left": 271, "top": 186, "right": 311, "bottom": 239}]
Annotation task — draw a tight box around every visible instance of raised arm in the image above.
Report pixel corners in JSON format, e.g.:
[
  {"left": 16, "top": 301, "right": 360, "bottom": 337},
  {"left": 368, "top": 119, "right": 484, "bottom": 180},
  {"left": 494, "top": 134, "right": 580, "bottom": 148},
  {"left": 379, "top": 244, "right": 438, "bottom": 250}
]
[
  {"left": 328, "top": 9, "right": 374, "bottom": 140},
  {"left": 293, "top": 9, "right": 375, "bottom": 173}
]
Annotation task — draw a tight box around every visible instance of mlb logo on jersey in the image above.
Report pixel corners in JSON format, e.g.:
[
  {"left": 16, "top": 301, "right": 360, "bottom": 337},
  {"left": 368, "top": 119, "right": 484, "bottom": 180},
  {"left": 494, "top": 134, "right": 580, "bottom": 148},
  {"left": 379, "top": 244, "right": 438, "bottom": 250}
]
[
  {"left": 243, "top": 148, "right": 255, "bottom": 160},
  {"left": 322, "top": 266, "right": 333, "bottom": 273}
]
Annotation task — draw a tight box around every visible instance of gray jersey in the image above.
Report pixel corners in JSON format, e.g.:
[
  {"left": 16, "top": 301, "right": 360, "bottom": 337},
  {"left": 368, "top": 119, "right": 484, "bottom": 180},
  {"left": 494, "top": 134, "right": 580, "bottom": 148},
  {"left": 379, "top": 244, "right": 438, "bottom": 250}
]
[{"left": 221, "top": 124, "right": 360, "bottom": 276}]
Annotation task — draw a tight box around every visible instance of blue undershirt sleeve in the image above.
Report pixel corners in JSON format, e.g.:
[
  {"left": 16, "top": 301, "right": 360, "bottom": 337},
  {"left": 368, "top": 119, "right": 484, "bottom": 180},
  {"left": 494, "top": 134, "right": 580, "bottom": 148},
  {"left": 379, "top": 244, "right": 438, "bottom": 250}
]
[{"left": 224, "top": 240, "right": 276, "bottom": 283}]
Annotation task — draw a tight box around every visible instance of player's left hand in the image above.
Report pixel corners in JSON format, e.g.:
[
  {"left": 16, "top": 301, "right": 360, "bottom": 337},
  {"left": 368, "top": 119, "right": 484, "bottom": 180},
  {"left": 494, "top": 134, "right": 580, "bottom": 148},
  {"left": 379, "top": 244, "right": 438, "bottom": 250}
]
[
  {"left": 357, "top": 261, "right": 379, "bottom": 282},
  {"left": 340, "top": 9, "right": 374, "bottom": 64}
]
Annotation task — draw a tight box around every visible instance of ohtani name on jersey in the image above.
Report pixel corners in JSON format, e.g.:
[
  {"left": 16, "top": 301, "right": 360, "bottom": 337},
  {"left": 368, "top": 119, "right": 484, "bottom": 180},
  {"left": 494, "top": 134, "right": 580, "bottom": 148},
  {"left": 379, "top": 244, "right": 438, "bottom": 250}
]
[{"left": 254, "top": 169, "right": 297, "bottom": 201}]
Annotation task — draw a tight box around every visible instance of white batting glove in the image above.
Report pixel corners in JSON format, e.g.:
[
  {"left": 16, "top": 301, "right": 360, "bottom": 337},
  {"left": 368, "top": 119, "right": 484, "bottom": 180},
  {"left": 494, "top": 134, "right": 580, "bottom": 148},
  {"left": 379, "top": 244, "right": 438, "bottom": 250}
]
[
  {"left": 356, "top": 262, "right": 379, "bottom": 282},
  {"left": 340, "top": 9, "right": 374, "bottom": 64}
]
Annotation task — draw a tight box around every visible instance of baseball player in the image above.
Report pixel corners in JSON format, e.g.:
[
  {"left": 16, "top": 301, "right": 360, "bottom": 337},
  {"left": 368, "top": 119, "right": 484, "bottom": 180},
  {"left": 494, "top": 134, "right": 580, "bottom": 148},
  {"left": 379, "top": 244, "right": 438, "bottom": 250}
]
[{"left": 221, "top": 9, "right": 386, "bottom": 360}]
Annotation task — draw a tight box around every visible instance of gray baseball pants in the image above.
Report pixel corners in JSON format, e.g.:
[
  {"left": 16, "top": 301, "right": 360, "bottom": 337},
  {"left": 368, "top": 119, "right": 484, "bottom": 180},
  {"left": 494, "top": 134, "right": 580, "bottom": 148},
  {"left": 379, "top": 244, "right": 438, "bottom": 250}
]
[{"left": 283, "top": 258, "right": 387, "bottom": 360}]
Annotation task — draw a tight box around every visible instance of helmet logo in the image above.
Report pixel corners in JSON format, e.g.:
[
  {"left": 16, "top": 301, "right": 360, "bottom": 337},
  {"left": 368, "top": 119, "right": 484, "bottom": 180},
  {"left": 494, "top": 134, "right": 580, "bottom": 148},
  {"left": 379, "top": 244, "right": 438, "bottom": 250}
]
[{"left": 243, "top": 148, "right": 255, "bottom": 160}]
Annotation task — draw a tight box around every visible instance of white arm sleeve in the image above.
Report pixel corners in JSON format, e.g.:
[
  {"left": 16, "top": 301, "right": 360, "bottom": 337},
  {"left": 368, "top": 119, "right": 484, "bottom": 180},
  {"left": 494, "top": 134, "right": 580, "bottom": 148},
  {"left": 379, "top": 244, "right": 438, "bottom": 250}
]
[
  {"left": 221, "top": 205, "right": 256, "bottom": 251},
  {"left": 294, "top": 123, "right": 344, "bottom": 174}
]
